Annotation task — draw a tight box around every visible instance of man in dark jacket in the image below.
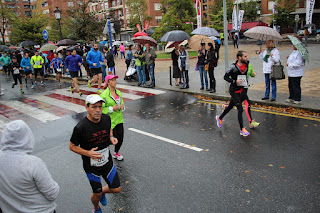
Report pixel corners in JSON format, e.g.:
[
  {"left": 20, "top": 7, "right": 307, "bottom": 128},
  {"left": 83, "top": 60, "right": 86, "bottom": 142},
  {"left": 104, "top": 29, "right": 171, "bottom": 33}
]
[
  {"left": 215, "top": 50, "right": 258, "bottom": 137},
  {"left": 105, "top": 47, "right": 115, "bottom": 76}
]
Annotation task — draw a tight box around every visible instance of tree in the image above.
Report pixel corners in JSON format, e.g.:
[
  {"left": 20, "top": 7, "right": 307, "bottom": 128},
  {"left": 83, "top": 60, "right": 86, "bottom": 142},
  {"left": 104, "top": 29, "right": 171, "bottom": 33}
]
[
  {"left": 47, "top": 16, "right": 72, "bottom": 42},
  {"left": 240, "top": 0, "right": 260, "bottom": 22},
  {"left": 9, "top": 7, "right": 48, "bottom": 45},
  {"left": 67, "top": 1, "right": 104, "bottom": 42},
  {"left": 0, "top": 2, "right": 14, "bottom": 45},
  {"left": 126, "top": 0, "right": 152, "bottom": 30},
  {"left": 152, "top": 0, "right": 196, "bottom": 41},
  {"left": 272, "top": 0, "right": 298, "bottom": 30},
  {"left": 209, "top": 0, "right": 233, "bottom": 31}
]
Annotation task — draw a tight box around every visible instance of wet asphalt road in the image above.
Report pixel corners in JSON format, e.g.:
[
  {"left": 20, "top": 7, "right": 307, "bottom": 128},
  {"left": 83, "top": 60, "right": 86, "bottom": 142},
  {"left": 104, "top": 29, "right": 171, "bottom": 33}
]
[{"left": 1, "top": 78, "right": 320, "bottom": 212}]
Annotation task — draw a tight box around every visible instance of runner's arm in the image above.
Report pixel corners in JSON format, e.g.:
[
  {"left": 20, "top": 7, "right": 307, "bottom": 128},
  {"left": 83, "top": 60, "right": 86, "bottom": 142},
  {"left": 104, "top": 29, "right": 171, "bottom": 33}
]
[
  {"left": 69, "top": 142, "right": 102, "bottom": 160},
  {"left": 110, "top": 129, "right": 118, "bottom": 145}
]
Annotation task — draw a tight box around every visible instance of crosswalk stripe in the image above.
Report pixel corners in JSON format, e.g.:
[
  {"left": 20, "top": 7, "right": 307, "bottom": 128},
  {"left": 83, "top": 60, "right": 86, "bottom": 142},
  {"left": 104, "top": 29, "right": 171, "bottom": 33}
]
[
  {"left": 46, "top": 93, "right": 85, "bottom": 106},
  {"left": 3, "top": 101, "right": 61, "bottom": 123},
  {"left": 80, "top": 86, "right": 144, "bottom": 100},
  {"left": 116, "top": 84, "right": 166, "bottom": 95},
  {"left": 0, "top": 114, "right": 11, "bottom": 131},
  {"left": 55, "top": 89, "right": 87, "bottom": 100},
  {"left": 31, "top": 95, "right": 86, "bottom": 113}
]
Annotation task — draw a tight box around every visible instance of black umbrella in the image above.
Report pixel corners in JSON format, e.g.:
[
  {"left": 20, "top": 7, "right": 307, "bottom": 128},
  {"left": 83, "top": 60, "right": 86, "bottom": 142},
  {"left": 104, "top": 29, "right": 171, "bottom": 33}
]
[
  {"left": 0, "top": 45, "right": 9, "bottom": 52},
  {"left": 19, "top": 40, "right": 36, "bottom": 47},
  {"left": 229, "top": 30, "right": 239, "bottom": 33},
  {"left": 302, "top": 23, "right": 316, "bottom": 29},
  {"left": 56, "top": 39, "right": 77, "bottom": 46},
  {"left": 146, "top": 28, "right": 155, "bottom": 36},
  {"left": 160, "top": 30, "right": 191, "bottom": 42}
]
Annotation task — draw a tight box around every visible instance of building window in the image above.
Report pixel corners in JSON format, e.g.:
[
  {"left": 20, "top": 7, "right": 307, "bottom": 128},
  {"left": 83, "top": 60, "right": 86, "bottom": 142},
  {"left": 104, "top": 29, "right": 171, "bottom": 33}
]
[
  {"left": 155, "top": 15, "right": 162, "bottom": 23},
  {"left": 68, "top": 1, "right": 74, "bottom": 7},
  {"left": 101, "top": 3, "right": 104, "bottom": 10},
  {"left": 41, "top": 1, "right": 48, "bottom": 7},
  {"left": 118, "top": 10, "right": 122, "bottom": 16},
  {"left": 204, "top": 13, "right": 207, "bottom": 19},
  {"left": 154, "top": 3, "right": 161, "bottom": 11},
  {"left": 117, "top": 0, "right": 120, "bottom": 5},
  {"left": 43, "top": 9, "right": 49, "bottom": 15},
  {"left": 23, "top": 0, "right": 29, "bottom": 3},
  {"left": 203, "top": 0, "right": 207, "bottom": 3},
  {"left": 203, "top": 5, "right": 207, "bottom": 11},
  {"left": 112, "top": 0, "right": 115, "bottom": 7},
  {"left": 268, "top": 1, "right": 275, "bottom": 11}
]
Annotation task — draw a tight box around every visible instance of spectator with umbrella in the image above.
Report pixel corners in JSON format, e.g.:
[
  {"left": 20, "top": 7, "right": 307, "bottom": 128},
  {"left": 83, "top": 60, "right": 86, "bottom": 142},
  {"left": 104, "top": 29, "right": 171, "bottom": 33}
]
[
  {"left": 144, "top": 43, "right": 157, "bottom": 88},
  {"left": 134, "top": 44, "right": 146, "bottom": 87},
  {"left": 207, "top": 43, "right": 217, "bottom": 93},
  {"left": 178, "top": 45, "right": 189, "bottom": 89},
  {"left": 286, "top": 35, "right": 309, "bottom": 104},
  {"left": 197, "top": 43, "right": 209, "bottom": 91}
]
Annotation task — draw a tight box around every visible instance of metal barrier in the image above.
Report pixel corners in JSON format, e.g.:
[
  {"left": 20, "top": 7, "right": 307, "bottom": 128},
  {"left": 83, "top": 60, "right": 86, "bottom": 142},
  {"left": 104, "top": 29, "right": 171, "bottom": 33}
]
[{"left": 169, "top": 66, "right": 172, "bottom": 86}]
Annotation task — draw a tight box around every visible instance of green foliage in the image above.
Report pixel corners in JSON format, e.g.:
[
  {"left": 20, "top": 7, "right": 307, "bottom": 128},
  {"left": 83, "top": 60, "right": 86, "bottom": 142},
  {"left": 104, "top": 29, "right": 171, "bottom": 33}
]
[
  {"left": 0, "top": 2, "right": 15, "bottom": 45},
  {"left": 67, "top": 1, "right": 104, "bottom": 42},
  {"left": 47, "top": 17, "right": 72, "bottom": 42},
  {"left": 272, "top": 0, "right": 298, "bottom": 30},
  {"left": 9, "top": 10, "right": 48, "bottom": 45},
  {"left": 240, "top": 0, "right": 260, "bottom": 22},
  {"left": 209, "top": 0, "right": 233, "bottom": 30},
  {"left": 152, "top": 0, "right": 196, "bottom": 41},
  {"left": 126, "top": 0, "right": 152, "bottom": 29}
]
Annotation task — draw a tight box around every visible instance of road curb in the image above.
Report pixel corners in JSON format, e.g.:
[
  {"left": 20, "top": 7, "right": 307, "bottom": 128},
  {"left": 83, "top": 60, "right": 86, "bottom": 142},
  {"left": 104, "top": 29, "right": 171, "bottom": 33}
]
[{"left": 46, "top": 74, "right": 320, "bottom": 113}]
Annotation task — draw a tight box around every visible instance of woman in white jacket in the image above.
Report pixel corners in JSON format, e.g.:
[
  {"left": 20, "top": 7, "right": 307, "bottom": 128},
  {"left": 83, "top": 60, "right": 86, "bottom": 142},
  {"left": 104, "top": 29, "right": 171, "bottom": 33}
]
[
  {"left": 178, "top": 45, "right": 190, "bottom": 89},
  {"left": 259, "top": 40, "right": 280, "bottom": 101},
  {"left": 286, "top": 45, "right": 304, "bottom": 104}
]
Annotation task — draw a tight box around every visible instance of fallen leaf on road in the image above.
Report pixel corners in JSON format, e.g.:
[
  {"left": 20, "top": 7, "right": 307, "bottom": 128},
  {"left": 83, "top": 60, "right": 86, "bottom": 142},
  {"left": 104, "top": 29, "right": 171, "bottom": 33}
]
[
  {"left": 314, "top": 124, "right": 318, "bottom": 126},
  {"left": 304, "top": 125, "right": 308, "bottom": 127},
  {"left": 230, "top": 150, "right": 235, "bottom": 153},
  {"left": 245, "top": 170, "right": 251, "bottom": 174},
  {"left": 190, "top": 145, "right": 196, "bottom": 147},
  {"left": 125, "top": 181, "right": 129, "bottom": 184},
  {"left": 245, "top": 189, "right": 250, "bottom": 193},
  {"left": 279, "top": 166, "right": 285, "bottom": 169},
  {"left": 268, "top": 164, "right": 274, "bottom": 167},
  {"left": 265, "top": 197, "right": 269, "bottom": 201},
  {"left": 205, "top": 149, "right": 209, "bottom": 151},
  {"left": 213, "top": 140, "right": 216, "bottom": 142},
  {"left": 201, "top": 129, "right": 206, "bottom": 131},
  {"left": 172, "top": 185, "right": 175, "bottom": 188},
  {"left": 223, "top": 135, "right": 227, "bottom": 138},
  {"left": 262, "top": 176, "right": 267, "bottom": 178},
  {"left": 184, "top": 122, "right": 189, "bottom": 124},
  {"left": 118, "top": 208, "right": 123, "bottom": 211}
]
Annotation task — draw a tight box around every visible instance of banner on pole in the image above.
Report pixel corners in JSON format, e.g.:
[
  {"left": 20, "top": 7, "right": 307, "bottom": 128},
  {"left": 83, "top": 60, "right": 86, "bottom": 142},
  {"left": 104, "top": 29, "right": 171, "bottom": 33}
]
[
  {"left": 143, "top": 20, "right": 150, "bottom": 32},
  {"left": 136, "top": 24, "right": 142, "bottom": 32},
  {"left": 272, "top": 3, "right": 277, "bottom": 30},
  {"left": 232, "top": 5, "right": 238, "bottom": 30},
  {"left": 196, "top": 0, "right": 202, "bottom": 28},
  {"left": 306, "top": 0, "right": 315, "bottom": 33},
  {"left": 238, "top": 10, "right": 244, "bottom": 31}
]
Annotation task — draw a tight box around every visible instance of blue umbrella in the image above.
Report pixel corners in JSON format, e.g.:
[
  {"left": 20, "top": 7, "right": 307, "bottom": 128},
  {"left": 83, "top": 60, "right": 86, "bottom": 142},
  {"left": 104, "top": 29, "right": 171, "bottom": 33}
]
[
  {"left": 100, "top": 40, "right": 107, "bottom": 45},
  {"left": 191, "top": 27, "right": 220, "bottom": 37}
]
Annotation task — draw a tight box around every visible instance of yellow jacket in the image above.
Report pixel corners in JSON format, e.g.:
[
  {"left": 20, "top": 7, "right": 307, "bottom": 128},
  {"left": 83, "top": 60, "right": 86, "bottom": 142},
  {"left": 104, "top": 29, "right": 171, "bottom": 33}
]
[{"left": 31, "top": 55, "right": 44, "bottom": 68}]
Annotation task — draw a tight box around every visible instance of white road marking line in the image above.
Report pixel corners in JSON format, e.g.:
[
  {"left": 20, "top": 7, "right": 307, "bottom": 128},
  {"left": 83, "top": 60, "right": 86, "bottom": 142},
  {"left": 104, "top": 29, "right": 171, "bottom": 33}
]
[
  {"left": 30, "top": 95, "right": 86, "bottom": 113},
  {"left": 2, "top": 101, "right": 61, "bottom": 123},
  {"left": 79, "top": 86, "right": 144, "bottom": 100},
  {"left": 55, "top": 89, "right": 87, "bottom": 100},
  {"left": 0, "top": 115, "right": 10, "bottom": 132},
  {"left": 117, "top": 84, "right": 166, "bottom": 95},
  {"left": 128, "top": 128, "right": 203, "bottom": 152}
]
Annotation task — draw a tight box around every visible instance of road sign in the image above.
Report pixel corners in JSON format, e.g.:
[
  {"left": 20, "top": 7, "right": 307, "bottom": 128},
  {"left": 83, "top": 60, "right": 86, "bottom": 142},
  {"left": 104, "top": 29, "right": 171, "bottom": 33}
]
[{"left": 43, "top": 30, "right": 48, "bottom": 40}]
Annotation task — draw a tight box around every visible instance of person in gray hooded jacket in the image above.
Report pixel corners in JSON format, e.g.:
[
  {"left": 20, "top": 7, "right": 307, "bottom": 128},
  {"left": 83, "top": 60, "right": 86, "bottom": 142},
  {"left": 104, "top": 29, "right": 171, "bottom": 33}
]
[{"left": 0, "top": 120, "right": 59, "bottom": 213}]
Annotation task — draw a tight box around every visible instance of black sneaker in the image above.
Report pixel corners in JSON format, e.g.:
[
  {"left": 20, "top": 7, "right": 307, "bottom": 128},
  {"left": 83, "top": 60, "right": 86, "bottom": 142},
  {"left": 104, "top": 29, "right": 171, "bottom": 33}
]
[
  {"left": 200, "top": 87, "right": 204, "bottom": 90},
  {"left": 270, "top": 98, "right": 276, "bottom": 102},
  {"left": 261, "top": 97, "right": 269, "bottom": 100},
  {"left": 12, "top": 83, "right": 14, "bottom": 88}
]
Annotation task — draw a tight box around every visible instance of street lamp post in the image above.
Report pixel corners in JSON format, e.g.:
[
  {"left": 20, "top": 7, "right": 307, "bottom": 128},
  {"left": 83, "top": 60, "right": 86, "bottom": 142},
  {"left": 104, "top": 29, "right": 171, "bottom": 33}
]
[
  {"left": 257, "top": 9, "right": 261, "bottom": 26},
  {"left": 295, "top": 14, "right": 299, "bottom": 35},
  {"left": 54, "top": 7, "right": 63, "bottom": 41}
]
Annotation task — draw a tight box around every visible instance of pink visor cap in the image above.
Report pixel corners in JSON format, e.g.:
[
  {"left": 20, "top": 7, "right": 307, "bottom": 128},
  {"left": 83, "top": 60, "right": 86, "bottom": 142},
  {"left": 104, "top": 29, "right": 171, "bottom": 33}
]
[{"left": 105, "top": 75, "right": 119, "bottom": 82}]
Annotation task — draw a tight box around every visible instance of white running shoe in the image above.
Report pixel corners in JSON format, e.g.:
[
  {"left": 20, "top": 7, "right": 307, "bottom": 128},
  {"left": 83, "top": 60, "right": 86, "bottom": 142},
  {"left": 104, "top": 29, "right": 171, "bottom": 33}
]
[{"left": 112, "top": 152, "right": 123, "bottom": 161}]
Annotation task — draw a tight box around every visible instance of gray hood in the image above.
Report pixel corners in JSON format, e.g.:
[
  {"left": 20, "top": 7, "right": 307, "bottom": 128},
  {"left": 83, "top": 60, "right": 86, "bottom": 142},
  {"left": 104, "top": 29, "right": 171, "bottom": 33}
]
[{"left": 1, "top": 120, "right": 35, "bottom": 153}]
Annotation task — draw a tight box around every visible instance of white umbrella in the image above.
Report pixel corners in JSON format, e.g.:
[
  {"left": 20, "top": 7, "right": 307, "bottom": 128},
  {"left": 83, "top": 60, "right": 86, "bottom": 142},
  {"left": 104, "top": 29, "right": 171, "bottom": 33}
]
[
  {"left": 55, "top": 46, "right": 68, "bottom": 52},
  {"left": 191, "top": 27, "right": 220, "bottom": 37},
  {"left": 164, "top": 40, "right": 188, "bottom": 53},
  {"left": 243, "top": 26, "right": 283, "bottom": 41},
  {"left": 209, "top": 36, "right": 218, "bottom": 41}
]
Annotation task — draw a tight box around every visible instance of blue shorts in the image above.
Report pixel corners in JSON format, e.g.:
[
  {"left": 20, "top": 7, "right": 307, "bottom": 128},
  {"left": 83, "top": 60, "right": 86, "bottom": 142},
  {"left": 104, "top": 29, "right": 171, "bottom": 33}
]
[
  {"left": 86, "top": 164, "right": 120, "bottom": 193},
  {"left": 108, "top": 67, "right": 115, "bottom": 72}
]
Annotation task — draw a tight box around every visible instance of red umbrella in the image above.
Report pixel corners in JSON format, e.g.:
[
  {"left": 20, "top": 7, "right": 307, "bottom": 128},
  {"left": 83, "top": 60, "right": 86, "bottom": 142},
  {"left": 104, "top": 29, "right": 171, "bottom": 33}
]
[
  {"left": 134, "top": 32, "right": 148, "bottom": 37},
  {"left": 132, "top": 36, "right": 157, "bottom": 47},
  {"left": 48, "top": 41, "right": 55, "bottom": 44}
]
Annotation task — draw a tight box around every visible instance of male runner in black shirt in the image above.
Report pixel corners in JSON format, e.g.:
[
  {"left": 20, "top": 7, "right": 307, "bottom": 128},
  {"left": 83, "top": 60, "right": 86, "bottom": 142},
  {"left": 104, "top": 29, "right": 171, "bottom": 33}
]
[{"left": 69, "top": 94, "right": 121, "bottom": 213}]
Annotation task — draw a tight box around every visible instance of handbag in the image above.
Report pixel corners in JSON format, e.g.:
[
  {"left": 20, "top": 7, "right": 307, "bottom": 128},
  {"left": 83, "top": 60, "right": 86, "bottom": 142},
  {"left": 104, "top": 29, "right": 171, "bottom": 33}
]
[
  {"left": 205, "top": 63, "right": 209, "bottom": 71},
  {"left": 271, "top": 62, "right": 285, "bottom": 80}
]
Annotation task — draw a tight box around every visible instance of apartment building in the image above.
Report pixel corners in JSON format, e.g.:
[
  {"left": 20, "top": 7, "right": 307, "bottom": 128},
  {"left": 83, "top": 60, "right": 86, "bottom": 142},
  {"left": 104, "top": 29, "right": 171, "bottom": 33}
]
[
  {"left": 1, "top": 0, "right": 32, "bottom": 43},
  {"left": 89, "top": 0, "right": 162, "bottom": 41}
]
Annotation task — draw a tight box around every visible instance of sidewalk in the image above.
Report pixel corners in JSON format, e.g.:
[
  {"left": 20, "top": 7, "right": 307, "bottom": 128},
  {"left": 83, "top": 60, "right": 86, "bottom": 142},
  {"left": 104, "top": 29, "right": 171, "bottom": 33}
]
[{"left": 55, "top": 42, "right": 320, "bottom": 112}]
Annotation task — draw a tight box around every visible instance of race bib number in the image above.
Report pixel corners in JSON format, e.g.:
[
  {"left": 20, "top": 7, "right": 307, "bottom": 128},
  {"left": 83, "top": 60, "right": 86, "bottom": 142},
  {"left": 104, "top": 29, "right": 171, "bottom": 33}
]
[
  {"left": 237, "top": 75, "right": 248, "bottom": 87},
  {"left": 13, "top": 68, "right": 20, "bottom": 74},
  {"left": 57, "top": 68, "right": 62, "bottom": 72},
  {"left": 35, "top": 61, "right": 41, "bottom": 66},
  {"left": 90, "top": 147, "right": 109, "bottom": 167}
]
